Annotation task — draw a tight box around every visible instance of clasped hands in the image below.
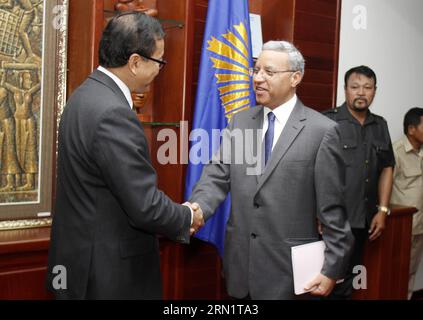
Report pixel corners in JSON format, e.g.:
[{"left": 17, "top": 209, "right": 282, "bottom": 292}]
[{"left": 184, "top": 202, "right": 204, "bottom": 235}]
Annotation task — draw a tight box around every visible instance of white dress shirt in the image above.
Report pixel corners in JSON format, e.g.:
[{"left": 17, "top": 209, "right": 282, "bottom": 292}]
[
  {"left": 262, "top": 94, "right": 297, "bottom": 150},
  {"left": 97, "top": 66, "right": 133, "bottom": 109}
]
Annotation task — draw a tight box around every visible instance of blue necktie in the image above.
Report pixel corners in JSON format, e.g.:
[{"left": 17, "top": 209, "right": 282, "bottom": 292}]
[{"left": 265, "top": 112, "right": 276, "bottom": 165}]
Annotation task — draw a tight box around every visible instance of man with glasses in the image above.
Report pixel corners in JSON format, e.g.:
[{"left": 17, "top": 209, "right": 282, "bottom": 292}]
[
  {"left": 47, "top": 12, "right": 203, "bottom": 299},
  {"left": 323, "top": 66, "right": 395, "bottom": 299},
  {"left": 189, "top": 41, "right": 353, "bottom": 299}
]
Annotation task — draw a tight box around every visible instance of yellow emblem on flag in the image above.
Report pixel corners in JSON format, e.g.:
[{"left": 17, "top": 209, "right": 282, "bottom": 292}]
[{"left": 207, "top": 22, "right": 253, "bottom": 120}]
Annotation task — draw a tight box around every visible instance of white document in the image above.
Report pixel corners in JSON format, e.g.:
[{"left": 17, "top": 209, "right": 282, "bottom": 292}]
[
  {"left": 291, "top": 240, "right": 326, "bottom": 295},
  {"left": 249, "top": 13, "right": 263, "bottom": 59}
]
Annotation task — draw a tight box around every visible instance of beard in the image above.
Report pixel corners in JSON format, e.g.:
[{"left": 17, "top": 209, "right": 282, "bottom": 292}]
[{"left": 351, "top": 98, "right": 369, "bottom": 112}]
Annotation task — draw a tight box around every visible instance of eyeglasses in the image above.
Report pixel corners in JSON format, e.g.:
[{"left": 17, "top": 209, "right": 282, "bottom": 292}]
[
  {"left": 249, "top": 67, "right": 297, "bottom": 78},
  {"left": 137, "top": 52, "right": 167, "bottom": 70}
]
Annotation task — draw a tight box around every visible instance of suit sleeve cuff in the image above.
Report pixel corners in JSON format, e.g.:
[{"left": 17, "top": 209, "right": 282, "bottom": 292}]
[{"left": 182, "top": 202, "right": 193, "bottom": 225}]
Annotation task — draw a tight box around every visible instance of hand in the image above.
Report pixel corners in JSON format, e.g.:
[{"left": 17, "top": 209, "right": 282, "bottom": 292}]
[
  {"left": 368, "top": 211, "right": 386, "bottom": 241},
  {"left": 304, "top": 273, "right": 336, "bottom": 296},
  {"left": 188, "top": 202, "right": 204, "bottom": 235}
]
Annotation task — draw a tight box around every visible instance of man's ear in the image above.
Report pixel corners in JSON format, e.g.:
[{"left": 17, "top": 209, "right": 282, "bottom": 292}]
[
  {"left": 291, "top": 71, "right": 303, "bottom": 88},
  {"left": 127, "top": 53, "right": 142, "bottom": 75}
]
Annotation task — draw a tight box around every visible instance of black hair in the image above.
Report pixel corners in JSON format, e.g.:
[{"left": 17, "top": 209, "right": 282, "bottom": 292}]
[
  {"left": 403, "top": 107, "right": 423, "bottom": 135},
  {"left": 344, "top": 65, "right": 377, "bottom": 87},
  {"left": 99, "top": 11, "right": 165, "bottom": 68}
]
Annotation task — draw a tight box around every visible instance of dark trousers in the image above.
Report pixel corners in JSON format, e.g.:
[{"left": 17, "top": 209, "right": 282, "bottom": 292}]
[{"left": 327, "top": 228, "right": 368, "bottom": 300}]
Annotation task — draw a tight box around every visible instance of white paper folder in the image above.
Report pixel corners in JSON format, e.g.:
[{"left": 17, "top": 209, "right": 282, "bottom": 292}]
[{"left": 291, "top": 240, "right": 326, "bottom": 295}]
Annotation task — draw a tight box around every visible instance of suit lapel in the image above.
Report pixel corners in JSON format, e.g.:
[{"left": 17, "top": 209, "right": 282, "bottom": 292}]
[{"left": 256, "top": 101, "right": 306, "bottom": 192}]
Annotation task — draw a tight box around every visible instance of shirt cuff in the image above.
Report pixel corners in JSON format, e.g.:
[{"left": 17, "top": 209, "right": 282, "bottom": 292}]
[{"left": 182, "top": 202, "right": 194, "bottom": 225}]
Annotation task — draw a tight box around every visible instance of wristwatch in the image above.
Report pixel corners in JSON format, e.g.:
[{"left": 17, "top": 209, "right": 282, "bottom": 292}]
[{"left": 377, "top": 205, "right": 391, "bottom": 216}]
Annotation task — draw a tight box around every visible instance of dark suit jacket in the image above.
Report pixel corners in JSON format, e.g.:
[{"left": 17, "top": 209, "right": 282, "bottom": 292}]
[
  {"left": 47, "top": 70, "right": 191, "bottom": 299},
  {"left": 190, "top": 100, "right": 354, "bottom": 299}
]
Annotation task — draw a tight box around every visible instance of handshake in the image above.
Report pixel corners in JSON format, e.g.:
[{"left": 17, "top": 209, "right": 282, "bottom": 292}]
[{"left": 184, "top": 202, "right": 204, "bottom": 236}]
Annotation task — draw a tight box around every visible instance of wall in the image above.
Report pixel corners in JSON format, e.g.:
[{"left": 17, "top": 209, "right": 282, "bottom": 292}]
[{"left": 337, "top": 0, "right": 423, "bottom": 292}]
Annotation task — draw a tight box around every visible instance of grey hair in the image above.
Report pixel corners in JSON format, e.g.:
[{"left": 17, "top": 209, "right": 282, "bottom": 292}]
[{"left": 262, "top": 41, "right": 305, "bottom": 75}]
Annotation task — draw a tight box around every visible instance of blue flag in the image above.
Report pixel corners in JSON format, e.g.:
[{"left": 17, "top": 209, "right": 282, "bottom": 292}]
[{"left": 184, "top": 0, "right": 256, "bottom": 256}]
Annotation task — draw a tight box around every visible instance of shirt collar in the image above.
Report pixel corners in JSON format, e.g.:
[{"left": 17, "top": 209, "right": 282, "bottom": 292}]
[
  {"left": 337, "top": 103, "right": 376, "bottom": 125},
  {"left": 97, "top": 66, "right": 133, "bottom": 109},
  {"left": 263, "top": 94, "right": 297, "bottom": 121},
  {"left": 402, "top": 135, "right": 423, "bottom": 155}
]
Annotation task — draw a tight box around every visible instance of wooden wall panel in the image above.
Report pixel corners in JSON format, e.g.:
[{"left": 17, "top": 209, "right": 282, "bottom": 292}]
[
  {"left": 67, "top": 0, "right": 104, "bottom": 97},
  {"left": 300, "top": 69, "right": 333, "bottom": 84},
  {"left": 180, "top": 239, "right": 229, "bottom": 299},
  {"left": 294, "top": 12, "right": 337, "bottom": 44},
  {"left": 352, "top": 206, "right": 415, "bottom": 300},
  {"left": 295, "top": 97, "right": 332, "bottom": 111},
  {"left": 159, "top": 240, "right": 183, "bottom": 299},
  {"left": 0, "top": 268, "right": 51, "bottom": 299},
  {"left": 296, "top": 0, "right": 337, "bottom": 16},
  {"left": 295, "top": 40, "right": 336, "bottom": 69},
  {"left": 0, "top": 228, "right": 52, "bottom": 300},
  {"left": 155, "top": 0, "right": 188, "bottom": 122},
  {"left": 249, "top": 0, "right": 295, "bottom": 42},
  {"left": 293, "top": 0, "right": 341, "bottom": 110},
  {"left": 149, "top": 126, "right": 184, "bottom": 202},
  {"left": 298, "top": 83, "right": 334, "bottom": 99}
]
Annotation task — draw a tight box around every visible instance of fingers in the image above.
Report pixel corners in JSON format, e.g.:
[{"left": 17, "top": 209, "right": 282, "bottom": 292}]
[
  {"left": 368, "top": 213, "right": 386, "bottom": 241},
  {"left": 188, "top": 202, "right": 205, "bottom": 235},
  {"left": 305, "top": 274, "right": 336, "bottom": 297},
  {"left": 309, "top": 286, "right": 331, "bottom": 296},
  {"left": 304, "top": 278, "right": 319, "bottom": 292},
  {"left": 368, "top": 219, "right": 376, "bottom": 234},
  {"left": 369, "top": 225, "right": 383, "bottom": 241}
]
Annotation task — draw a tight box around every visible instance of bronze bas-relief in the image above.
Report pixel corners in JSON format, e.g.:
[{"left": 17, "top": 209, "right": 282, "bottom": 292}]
[{"left": 0, "top": 0, "right": 43, "bottom": 203}]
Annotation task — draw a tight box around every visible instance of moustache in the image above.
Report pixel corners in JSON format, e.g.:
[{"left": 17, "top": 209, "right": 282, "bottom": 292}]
[{"left": 354, "top": 98, "right": 368, "bottom": 104}]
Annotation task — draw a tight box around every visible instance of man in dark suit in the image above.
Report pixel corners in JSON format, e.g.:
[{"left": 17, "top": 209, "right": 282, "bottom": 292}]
[
  {"left": 47, "top": 12, "right": 203, "bottom": 299},
  {"left": 189, "top": 41, "right": 354, "bottom": 299}
]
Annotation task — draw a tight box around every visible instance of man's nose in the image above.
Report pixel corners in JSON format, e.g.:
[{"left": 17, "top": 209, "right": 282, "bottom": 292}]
[{"left": 253, "top": 72, "right": 265, "bottom": 83}]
